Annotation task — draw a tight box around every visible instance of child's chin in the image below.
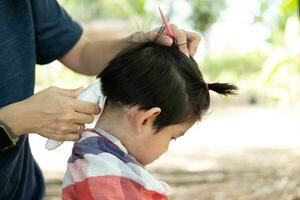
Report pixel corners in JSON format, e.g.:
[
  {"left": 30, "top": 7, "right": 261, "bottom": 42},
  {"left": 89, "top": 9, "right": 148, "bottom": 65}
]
[{"left": 137, "top": 158, "right": 152, "bottom": 166}]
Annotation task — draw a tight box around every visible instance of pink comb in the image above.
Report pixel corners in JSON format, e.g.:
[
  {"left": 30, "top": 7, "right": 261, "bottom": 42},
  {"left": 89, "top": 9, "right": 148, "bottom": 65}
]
[{"left": 158, "top": 6, "right": 175, "bottom": 41}]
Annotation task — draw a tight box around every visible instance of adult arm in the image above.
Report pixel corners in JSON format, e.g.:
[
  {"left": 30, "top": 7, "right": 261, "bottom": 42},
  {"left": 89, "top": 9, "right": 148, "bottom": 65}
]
[
  {"left": 0, "top": 0, "right": 102, "bottom": 141},
  {"left": 59, "top": 25, "right": 201, "bottom": 76}
]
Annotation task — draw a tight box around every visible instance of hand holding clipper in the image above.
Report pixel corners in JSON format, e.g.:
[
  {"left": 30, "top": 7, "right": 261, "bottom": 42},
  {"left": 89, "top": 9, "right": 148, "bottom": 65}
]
[{"left": 45, "top": 82, "right": 106, "bottom": 150}]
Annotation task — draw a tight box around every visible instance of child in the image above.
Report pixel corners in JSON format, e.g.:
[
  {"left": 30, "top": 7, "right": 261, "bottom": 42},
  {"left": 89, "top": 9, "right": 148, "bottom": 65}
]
[{"left": 62, "top": 30, "right": 237, "bottom": 200}]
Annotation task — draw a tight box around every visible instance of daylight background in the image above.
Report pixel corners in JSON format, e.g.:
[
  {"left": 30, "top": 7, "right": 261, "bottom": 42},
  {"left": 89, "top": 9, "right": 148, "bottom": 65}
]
[{"left": 31, "top": 0, "right": 300, "bottom": 199}]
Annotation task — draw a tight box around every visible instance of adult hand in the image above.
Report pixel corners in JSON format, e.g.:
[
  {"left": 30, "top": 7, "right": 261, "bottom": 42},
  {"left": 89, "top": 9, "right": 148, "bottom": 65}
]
[
  {"left": 131, "top": 25, "right": 201, "bottom": 57},
  {"left": 0, "top": 86, "right": 100, "bottom": 141}
]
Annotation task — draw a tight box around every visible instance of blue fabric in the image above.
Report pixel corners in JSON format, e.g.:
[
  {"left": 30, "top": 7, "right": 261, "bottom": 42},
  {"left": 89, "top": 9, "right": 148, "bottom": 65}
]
[
  {"left": 0, "top": 0, "right": 83, "bottom": 199},
  {"left": 69, "top": 135, "right": 140, "bottom": 166}
]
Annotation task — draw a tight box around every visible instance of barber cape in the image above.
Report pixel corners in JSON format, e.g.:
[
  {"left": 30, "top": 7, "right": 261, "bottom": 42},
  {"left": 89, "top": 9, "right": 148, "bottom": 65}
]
[{"left": 62, "top": 128, "right": 170, "bottom": 200}]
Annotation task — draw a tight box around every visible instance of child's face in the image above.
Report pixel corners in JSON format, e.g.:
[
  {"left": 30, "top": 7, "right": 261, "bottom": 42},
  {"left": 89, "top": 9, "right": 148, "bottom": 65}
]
[{"left": 130, "top": 121, "right": 194, "bottom": 166}]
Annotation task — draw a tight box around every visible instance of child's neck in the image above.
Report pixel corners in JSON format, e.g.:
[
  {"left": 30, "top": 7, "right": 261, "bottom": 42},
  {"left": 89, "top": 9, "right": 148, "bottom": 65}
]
[
  {"left": 94, "top": 104, "right": 144, "bottom": 165},
  {"left": 94, "top": 106, "right": 131, "bottom": 147}
]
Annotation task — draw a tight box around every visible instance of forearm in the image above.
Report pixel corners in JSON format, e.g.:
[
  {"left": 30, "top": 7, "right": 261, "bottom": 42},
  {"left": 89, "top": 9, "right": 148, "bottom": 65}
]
[
  {"left": 79, "top": 36, "right": 130, "bottom": 76},
  {"left": 59, "top": 34, "right": 131, "bottom": 76},
  {"left": 61, "top": 25, "right": 201, "bottom": 76}
]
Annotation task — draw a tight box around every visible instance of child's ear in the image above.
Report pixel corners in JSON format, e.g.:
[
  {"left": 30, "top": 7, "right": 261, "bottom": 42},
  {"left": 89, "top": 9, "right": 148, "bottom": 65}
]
[{"left": 136, "top": 107, "right": 161, "bottom": 134}]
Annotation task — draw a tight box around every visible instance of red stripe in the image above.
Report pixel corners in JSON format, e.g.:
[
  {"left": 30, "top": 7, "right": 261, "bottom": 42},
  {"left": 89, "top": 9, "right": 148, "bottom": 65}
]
[
  {"left": 62, "top": 178, "right": 95, "bottom": 200},
  {"left": 63, "top": 175, "right": 168, "bottom": 200}
]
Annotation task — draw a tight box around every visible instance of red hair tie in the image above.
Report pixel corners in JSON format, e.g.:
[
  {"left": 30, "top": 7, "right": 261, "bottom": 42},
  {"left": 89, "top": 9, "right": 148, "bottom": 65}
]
[{"left": 205, "top": 83, "right": 209, "bottom": 91}]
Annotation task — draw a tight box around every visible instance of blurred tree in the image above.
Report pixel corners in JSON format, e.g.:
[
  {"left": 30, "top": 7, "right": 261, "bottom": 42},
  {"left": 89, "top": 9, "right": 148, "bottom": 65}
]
[
  {"left": 60, "top": 0, "right": 150, "bottom": 21},
  {"left": 255, "top": 0, "right": 300, "bottom": 104},
  {"left": 60, "top": 0, "right": 226, "bottom": 33},
  {"left": 187, "top": 0, "right": 226, "bottom": 33},
  {"left": 201, "top": 0, "right": 300, "bottom": 105},
  {"left": 253, "top": 0, "right": 298, "bottom": 45}
]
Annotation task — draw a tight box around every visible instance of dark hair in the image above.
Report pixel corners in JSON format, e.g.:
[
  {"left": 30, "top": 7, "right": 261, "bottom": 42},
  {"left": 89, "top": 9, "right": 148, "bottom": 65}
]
[{"left": 98, "top": 28, "right": 237, "bottom": 131}]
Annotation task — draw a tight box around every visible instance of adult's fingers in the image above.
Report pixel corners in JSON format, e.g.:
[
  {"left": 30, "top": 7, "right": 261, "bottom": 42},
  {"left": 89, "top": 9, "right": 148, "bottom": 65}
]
[
  {"left": 59, "top": 133, "right": 81, "bottom": 141},
  {"left": 155, "top": 32, "right": 173, "bottom": 46},
  {"left": 169, "top": 24, "right": 189, "bottom": 56},
  {"left": 71, "top": 99, "right": 101, "bottom": 115},
  {"left": 145, "top": 25, "right": 201, "bottom": 57},
  {"left": 65, "top": 133, "right": 81, "bottom": 141},
  {"left": 50, "top": 86, "right": 84, "bottom": 98},
  {"left": 144, "top": 27, "right": 173, "bottom": 46},
  {"left": 182, "top": 29, "right": 201, "bottom": 56},
  {"left": 72, "top": 112, "right": 94, "bottom": 124},
  {"left": 47, "top": 132, "right": 81, "bottom": 141},
  {"left": 65, "top": 123, "right": 86, "bottom": 133}
]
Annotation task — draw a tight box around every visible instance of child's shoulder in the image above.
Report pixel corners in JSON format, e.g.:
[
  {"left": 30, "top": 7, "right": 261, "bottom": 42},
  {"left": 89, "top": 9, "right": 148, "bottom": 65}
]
[
  {"left": 64, "top": 129, "right": 170, "bottom": 199},
  {"left": 71, "top": 129, "right": 140, "bottom": 167}
]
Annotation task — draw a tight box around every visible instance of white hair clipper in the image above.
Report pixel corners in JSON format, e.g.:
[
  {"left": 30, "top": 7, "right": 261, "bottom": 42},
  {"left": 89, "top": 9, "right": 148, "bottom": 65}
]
[{"left": 45, "top": 81, "right": 107, "bottom": 150}]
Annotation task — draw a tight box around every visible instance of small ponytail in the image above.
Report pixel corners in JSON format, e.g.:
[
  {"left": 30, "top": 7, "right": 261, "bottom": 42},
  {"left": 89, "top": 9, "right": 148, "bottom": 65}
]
[{"left": 206, "top": 83, "right": 238, "bottom": 96}]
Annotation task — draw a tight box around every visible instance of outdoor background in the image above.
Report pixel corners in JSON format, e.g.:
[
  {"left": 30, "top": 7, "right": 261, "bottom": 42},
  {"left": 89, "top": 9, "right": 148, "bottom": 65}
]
[{"left": 30, "top": 0, "right": 300, "bottom": 199}]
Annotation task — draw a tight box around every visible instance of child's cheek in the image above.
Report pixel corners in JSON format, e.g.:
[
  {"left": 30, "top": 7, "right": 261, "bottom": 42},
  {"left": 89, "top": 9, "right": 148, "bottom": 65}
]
[{"left": 155, "top": 143, "right": 169, "bottom": 160}]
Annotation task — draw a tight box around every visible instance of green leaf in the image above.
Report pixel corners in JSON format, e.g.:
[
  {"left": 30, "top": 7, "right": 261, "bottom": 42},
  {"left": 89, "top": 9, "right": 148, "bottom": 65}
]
[{"left": 281, "top": 0, "right": 297, "bottom": 14}]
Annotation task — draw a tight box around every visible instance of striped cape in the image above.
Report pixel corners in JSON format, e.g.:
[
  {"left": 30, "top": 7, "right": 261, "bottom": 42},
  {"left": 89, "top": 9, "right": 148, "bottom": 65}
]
[{"left": 62, "top": 128, "right": 170, "bottom": 200}]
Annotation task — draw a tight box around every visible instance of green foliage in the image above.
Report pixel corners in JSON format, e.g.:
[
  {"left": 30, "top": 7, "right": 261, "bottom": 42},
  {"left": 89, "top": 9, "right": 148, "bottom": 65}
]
[
  {"left": 187, "top": 0, "right": 226, "bottom": 32},
  {"left": 60, "top": 0, "right": 149, "bottom": 21},
  {"left": 202, "top": 51, "right": 266, "bottom": 81},
  {"left": 127, "top": 0, "right": 146, "bottom": 15},
  {"left": 60, "top": 0, "right": 226, "bottom": 33},
  {"left": 248, "top": 0, "right": 300, "bottom": 104},
  {"left": 262, "top": 57, "right": 300, "bottom": 104},
  {"left": 60, "top": 0, "right": 102, "bottom": 21},
  {"left": 281, "top": 0, "right": 298, "bottom": 13},
  {"left": 254, "top": 0, "right": 298, "bottom": 43}
]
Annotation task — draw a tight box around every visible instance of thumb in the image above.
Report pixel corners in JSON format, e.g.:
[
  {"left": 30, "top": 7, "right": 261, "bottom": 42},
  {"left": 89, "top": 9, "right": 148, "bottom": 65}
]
[{"left": 55, "top": 87, "right": 84, "bottom": 98}]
